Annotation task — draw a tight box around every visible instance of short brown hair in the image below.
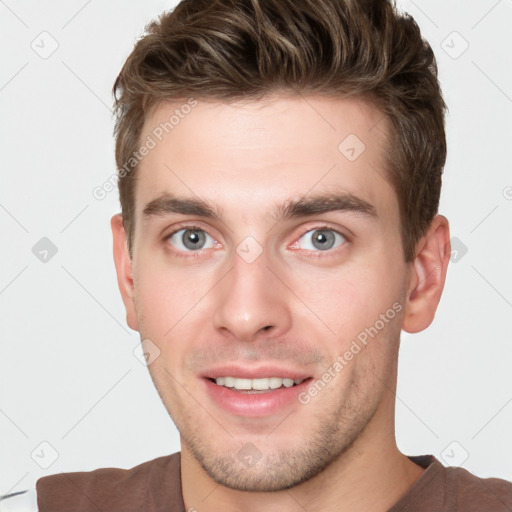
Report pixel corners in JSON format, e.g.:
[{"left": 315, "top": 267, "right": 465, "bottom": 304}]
[{"left": 113, "top": 0, "right": 447, "bottom": 262}]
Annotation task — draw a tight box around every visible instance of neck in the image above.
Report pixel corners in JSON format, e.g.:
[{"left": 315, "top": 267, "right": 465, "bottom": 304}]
[{"left": 180, "top": 390, "right": 424, "bottom": 512}]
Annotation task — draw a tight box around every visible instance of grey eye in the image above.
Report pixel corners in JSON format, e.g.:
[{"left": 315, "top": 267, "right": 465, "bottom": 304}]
[
  {"left": 168, "top": 228, "right": 214, "bottom": 251},
  {"left": 298, "top": 229, "right": 345, "bottom": 251}
]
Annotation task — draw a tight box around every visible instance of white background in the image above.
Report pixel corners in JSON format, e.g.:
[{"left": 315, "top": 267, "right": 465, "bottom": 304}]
[{"left": 1, "top": 0, "right": 511, "bottom": 495}]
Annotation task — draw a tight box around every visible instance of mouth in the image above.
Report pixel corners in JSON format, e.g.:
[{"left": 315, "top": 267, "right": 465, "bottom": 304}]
[
  {"left": 202, "top": 372, "right": 314, "bottom": 417},
  {"left": 207, "top": 376, "right": 308, "bottom": 393}
]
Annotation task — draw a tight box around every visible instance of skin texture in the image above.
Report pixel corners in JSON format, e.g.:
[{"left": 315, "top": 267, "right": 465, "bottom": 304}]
[{"left": 111, "top": 94, "right": 451, "bottom": 512}]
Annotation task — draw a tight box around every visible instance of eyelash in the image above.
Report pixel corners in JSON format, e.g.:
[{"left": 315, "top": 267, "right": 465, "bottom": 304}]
[
  {"left": 162, "top": 224, "right": 350, "bottom": 258},
  {"left": 162, "top": 224, "right": 213, "bottom": 259},
  {"left": 289, "top": 225, "right": 350, "bottom": 257}
]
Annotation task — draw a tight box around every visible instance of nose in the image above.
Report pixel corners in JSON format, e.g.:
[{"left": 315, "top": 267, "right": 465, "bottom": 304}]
[{"left": 212, "top": 247, "right": 293, "bottom": 342}]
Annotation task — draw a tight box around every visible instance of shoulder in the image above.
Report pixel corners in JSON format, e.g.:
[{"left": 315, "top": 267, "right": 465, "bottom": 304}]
[
  {"left": 36, "top": 452, "right": 182, "bottom": 512},
  {"left": 402, "top": 455, "right": 512, "bottom": 512},
  {"left": 444, "top": 463, "right": 512, "bottom": 510}
]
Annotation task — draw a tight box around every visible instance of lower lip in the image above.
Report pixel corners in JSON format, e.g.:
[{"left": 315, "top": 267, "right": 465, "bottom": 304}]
[{"left": 202, "top": 378, "right": 312, "bottom": 417}]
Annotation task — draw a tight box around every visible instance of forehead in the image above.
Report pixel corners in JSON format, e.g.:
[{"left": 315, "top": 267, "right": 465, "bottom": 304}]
[{"left": 134, "top": 94, "right": 396, "bottom": 224}]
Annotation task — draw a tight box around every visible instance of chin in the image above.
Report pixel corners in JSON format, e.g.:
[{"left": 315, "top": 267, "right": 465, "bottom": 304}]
[
  {"left": 195, "top": 449, "right": 331, "bottom": 492},
  {"left": 181, "top": 417, "right": 358, "bottom": 492}
]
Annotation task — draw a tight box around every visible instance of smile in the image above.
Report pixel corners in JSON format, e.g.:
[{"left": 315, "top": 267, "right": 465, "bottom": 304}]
[
  {"left": 203, "top": 374, "right": 313, "bottom": 417},
  {"left": 211, "top": 376, "right": 306, "bottom": 392}
]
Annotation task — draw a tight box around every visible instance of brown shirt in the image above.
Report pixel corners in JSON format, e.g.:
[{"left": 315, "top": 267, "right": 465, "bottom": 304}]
[{"left": 36, "top": 452, "right": 512, "bottom": 512}]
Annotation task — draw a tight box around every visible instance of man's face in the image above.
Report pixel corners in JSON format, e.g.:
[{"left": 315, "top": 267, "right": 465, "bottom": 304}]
[{"left": 121, "top": 95, "right": 412, "bottom": 491}]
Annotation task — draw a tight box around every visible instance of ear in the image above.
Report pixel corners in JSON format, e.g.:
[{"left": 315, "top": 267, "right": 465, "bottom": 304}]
[
  {"left": 402, "top": 215, "right": 451, "bottom": 333},
  {"left": 111, "top": 214, "right": 139, "bottom": 331}
]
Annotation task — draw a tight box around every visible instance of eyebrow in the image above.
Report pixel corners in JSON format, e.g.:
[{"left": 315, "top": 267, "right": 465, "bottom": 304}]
[
  {"left": 142, "top": 191, "right": 377, "bottom": 223},
  {"left": 143, "top": 194, "right": 217, "bottom": 219},
  {"left": 274, "top": 192, "right": 377, "bottom": 222}
]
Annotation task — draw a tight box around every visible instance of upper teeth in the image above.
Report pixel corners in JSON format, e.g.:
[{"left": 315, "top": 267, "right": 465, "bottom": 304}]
[{"left": 215, "top": 377, "right": 303, "bottom": 390}]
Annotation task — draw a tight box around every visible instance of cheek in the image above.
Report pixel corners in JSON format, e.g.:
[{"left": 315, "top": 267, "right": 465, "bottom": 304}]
[
  {"left": 133, "top": 260, "right": 223, "bottom": 373},
  {"left": 289, "top": 258, "right": 404, "bottom": 336},
  {"left": 134, "top": 263, "right": 201, "bottom": 338}
]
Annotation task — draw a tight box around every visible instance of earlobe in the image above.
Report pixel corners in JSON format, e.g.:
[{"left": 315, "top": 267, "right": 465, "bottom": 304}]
[
  {"left": 111, "top": 214, "right": 139, "bottom": 331},
  {"left": 402, "top": 215, "right": 451, "bottom": 334}
]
